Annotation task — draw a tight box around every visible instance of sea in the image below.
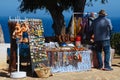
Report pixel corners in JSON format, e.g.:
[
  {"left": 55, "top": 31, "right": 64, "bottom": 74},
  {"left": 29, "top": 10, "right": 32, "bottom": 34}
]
[{"left": 0, "top": 16, "right": 120, "bottom": 43}]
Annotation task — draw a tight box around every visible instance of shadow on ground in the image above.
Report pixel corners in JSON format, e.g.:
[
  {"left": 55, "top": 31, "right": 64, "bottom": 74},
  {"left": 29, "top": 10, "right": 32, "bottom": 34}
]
[
  {"left": 0, "top": 64, "right": 34, "bottom": 78},
  {"left": 0, "top": 72, "right": 9, "bottom": 78}
]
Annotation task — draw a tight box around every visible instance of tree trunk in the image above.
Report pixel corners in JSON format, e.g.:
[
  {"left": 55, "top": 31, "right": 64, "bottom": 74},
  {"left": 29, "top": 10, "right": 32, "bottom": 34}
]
[
  {"left": 48, "top": 5, "right": 66, "bottom": 42},
  {"left": 47, "top": 5, "right": 66, "bottom": 42},
  {"left": 74, "top": 0, "right": 86, "bottom": 13}
]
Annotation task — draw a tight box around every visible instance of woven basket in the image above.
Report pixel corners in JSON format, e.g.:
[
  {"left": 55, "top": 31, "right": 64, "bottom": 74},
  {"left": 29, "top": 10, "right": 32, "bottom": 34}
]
[{"left": 34, "top": 67, "right": 51, "bottom": 78}]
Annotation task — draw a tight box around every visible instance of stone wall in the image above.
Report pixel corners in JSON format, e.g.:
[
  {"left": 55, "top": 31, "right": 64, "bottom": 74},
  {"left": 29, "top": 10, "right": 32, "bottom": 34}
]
[
  {"left": 0, "top": 43, "right": 10, "bottom": 69},
  {"left": 0, "top": 24, "right": 4, "bottom": 43}
]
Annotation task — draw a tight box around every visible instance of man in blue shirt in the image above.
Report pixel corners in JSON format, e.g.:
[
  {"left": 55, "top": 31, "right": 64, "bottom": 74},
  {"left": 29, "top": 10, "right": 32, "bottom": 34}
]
[{"left": 91, "top": 10, "right": 113, "bottom": 71}]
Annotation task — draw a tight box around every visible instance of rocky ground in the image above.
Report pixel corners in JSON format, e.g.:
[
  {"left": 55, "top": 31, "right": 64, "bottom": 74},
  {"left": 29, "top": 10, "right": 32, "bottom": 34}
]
[{"left": 0, "top": 56, "right": 120, "bottom": 80}]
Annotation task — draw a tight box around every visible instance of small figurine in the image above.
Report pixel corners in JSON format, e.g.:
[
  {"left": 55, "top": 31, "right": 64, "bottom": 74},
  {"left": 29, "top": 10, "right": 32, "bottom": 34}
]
[
  {"left": 20, "top": 22, "right": 29, "bottom": 43},
  {"left": 12, "top": 22, "right": 22, "bottom": 39}
]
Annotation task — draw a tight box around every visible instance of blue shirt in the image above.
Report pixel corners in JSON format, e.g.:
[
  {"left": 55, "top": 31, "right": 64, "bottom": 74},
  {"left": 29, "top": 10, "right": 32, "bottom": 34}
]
[{"left": 91, "top": 16, "right": 113, "bottom": 41}]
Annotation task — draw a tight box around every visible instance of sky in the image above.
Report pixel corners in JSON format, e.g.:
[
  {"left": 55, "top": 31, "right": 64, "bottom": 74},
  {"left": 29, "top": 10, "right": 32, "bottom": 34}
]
[{"left": 0, "top": 0, "right": 120, "bottom": 18}]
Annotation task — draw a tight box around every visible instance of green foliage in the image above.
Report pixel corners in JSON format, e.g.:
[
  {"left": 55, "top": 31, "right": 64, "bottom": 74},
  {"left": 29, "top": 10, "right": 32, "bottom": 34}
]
[
  {"left": 110, "top": 33, "right": 120, "bottom": 55},
  {"left": 18, "top": 0, "right": 109, "bottom": 36},
  {"left": 19, "top": 0, "right": 108, "bottom": 13}
]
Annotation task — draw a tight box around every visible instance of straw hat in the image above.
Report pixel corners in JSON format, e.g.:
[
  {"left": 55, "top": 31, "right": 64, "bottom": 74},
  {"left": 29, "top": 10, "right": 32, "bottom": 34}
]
[{"left": 98, "top": 9, "right": 107, "bottom": 16}]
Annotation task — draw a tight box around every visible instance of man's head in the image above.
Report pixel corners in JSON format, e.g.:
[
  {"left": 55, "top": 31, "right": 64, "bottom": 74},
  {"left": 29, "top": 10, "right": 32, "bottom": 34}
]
[
  {"left": 90, "top": 12, "right": 96, "bottom": 18},
  {"left": 98, "top": 9, "right": 107, "bottom": 16}
]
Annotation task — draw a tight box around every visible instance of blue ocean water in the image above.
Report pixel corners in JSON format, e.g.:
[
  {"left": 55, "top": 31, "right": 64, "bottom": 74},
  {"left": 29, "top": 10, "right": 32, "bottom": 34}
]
[
  {"left": 0, "top": 16, "right": 120, "bottom": 43},
  {"left": 110, "top": 17, "right": 120, "bottom": 33}
]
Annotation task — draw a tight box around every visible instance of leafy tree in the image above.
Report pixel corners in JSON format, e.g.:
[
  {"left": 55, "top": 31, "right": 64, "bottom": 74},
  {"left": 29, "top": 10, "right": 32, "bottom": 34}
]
[
  {"left": 110, "top": 33, "right": 120, "bottom": 55},
  {"left": 18, "top": 0, "right": 108, "bottom": 39}
]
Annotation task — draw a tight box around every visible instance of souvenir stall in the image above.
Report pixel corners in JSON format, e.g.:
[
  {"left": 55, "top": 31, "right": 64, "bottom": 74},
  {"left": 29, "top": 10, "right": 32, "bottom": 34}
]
[{"left": 8, "top": 16, "right": 93, "bottom": 78}]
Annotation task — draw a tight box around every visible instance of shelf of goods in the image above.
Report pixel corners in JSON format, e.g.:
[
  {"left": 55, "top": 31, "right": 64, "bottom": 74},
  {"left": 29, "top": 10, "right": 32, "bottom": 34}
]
[{"left": 27, "top": 19, "right": 48, "bottom": 75}]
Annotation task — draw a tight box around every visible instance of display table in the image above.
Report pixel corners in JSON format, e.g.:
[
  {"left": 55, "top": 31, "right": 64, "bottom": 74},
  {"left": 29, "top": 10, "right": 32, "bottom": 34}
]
[{"left": 46, "top": 49, "right": 92, "bottom": 73}]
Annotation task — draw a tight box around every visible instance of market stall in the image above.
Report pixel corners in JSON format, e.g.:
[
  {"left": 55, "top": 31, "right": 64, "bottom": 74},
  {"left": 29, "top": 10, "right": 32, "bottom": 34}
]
[
  {"left": 8, "top": 15, "right": 114, "bottom": 78},
  {"left": 8, "top": 17, "right": 93, "bottom": 76}
]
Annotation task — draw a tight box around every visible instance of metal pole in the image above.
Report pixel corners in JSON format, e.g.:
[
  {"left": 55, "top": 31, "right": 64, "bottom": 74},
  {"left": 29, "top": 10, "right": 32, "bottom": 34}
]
[{"left": 17, "top": 38, "right": 20, "bottom": 72}]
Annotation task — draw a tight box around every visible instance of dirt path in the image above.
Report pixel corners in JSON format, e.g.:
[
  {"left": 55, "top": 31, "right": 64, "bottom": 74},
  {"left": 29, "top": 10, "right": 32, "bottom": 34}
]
[{"left": 0, "top": 57, "right": 120, "bottom": 80}]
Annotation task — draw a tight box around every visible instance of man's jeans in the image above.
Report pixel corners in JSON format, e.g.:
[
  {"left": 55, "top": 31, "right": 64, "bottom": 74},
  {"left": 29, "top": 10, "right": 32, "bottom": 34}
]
[{"left": 95, "top": 40, "right": 111, "bottom": 69}]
